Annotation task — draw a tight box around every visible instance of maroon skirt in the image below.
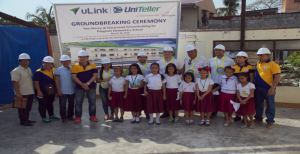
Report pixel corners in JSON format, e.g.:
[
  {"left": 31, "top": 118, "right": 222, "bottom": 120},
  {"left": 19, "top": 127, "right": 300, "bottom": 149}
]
[
  {"left": 109, "top": 91, "right": 125, "bottom": 108},
  {"left": 165, "top": 88, "right": 181, "bottom": 110},
  {"left": 236, "top": 97, "right": 255, "bottom": 115},
  {"left": 195, "top": 91, "right": 215, "bottom": 112},
  {"left": 216, "top": 92, "right": 236, "bottom": 113},
  {"left": 146, "top": 89, "right": 164, "bottom": 113},
  {"left": 124, "top": 88, "right": 143, "bottom": 112},
  {"left": 181, "top": 92, "right": 195, "bottom": 111},
  {"left": 140, "top": 89, "right": 147, "bottom": 111}
]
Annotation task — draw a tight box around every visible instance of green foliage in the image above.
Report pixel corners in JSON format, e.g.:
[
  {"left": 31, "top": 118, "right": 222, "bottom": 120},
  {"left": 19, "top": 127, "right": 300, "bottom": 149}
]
[
  {"left": 280, "top": 51, "right": 300, "bottom": 76},
  {"left": 122, "top": 68, "right": 129, "bottom": 76},
  {"left": 216, "top": 0, "right": 240, "bottom": 16},
  {"left": 26, "top": 6, "right": 56, "bottom": 33}
]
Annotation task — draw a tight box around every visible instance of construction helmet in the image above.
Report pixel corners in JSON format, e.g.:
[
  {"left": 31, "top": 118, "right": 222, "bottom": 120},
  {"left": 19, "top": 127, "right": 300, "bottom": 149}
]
[
  {"left": 137, "top": 52, "right": 147, "bottom": 57},
  {"left": 43, "top": 56, "right": 54, "bottom": 63},
  {"left": 18, "top": 53, "right": 30, "bottom": 60},
  {"left": 236, "top": 51, "right": 248, "bottom": 58},
  {"left": 256, "top": 47, "right": 271, "bottom": 55},
  {"left": 78, "top": 50, "right": 89, "bottom": 56},
  {"left": 60, "top": 55, "right": 71, "bottom": 61},
  {"left": 214, "top": 44, "right": 225, "bottom": 51},
  {"left": 101, "top": 57, "right": 111, "bottom": 64},
  {"left": 163, "top": 46, "right": 173, "bottom": 51},
  {"left": 186, "top": 44, "right": 196, "bottom": 52}
]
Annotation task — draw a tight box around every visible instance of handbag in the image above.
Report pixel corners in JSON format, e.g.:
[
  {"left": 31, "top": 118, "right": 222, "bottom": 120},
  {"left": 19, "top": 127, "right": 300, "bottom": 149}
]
[{"left": 42, "top": 69, "right": 57, "bottom": 95}]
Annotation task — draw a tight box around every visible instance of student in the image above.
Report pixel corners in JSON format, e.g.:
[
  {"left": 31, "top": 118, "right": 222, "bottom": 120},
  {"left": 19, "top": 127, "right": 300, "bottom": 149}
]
[
  {"left": 236, "top": 73, "right": 256, "bottom": 129},
  {"left": 96, "top": 57, "right": 114, "bottom": 120},
  {"left": 11, "top": 53, "right": 35, "bottom": 126},
  {"left": 164, "top": 63, "right": 182, "bottom": 124},
  {"left": 108, "top": 66, "right": 126, "bottom": 122},
  {"left": 124, "top": 64, "right": 145, "bottom": 123},
  {"left": 33, "top": 56, "right": 60, "bottom": 123},
  {"left": 71, "top": 50, "right": 98, "bottom": 123},
  {"left": 179, "top": 72, "right": 196, "bottom": 125},
  {"left": 144, "top": 63, "right": 166, "bottom": 125},
  {"left": 212, "top": 66, "right": 238, "bottom": 127},
  {"left": 54, "top": 55, "right": 75, "bottom": 123},
  {"left": 195, "top": 67, "right": 215, "bottom": 126},
  {"left": 232, "top": 51, "right": 255, "bottom": 122},
  {"left": 254, "top": 48, "right": 281, "bottom": 129}
]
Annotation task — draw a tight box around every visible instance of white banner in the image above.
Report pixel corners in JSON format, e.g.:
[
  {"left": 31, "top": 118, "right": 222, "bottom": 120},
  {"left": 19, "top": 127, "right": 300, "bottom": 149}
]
[{"left": 54, "top": 1, "right": 180, "bottom": 64}]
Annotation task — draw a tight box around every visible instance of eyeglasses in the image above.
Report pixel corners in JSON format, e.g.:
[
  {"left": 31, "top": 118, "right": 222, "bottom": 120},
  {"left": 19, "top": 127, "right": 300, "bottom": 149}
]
[{"left": 188, "top": 58, "right": 192, "bottom": 65}]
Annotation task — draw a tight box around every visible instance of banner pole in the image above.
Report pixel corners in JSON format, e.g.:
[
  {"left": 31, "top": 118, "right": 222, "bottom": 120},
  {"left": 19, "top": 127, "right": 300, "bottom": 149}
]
[{"left": 45, "top": 27, "right": 53, "bottom": 57}]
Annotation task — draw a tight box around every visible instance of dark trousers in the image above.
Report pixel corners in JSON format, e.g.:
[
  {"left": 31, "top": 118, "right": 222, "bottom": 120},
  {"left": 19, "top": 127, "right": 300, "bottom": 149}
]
[
  {"left": 36, "top": 92, "right": 55, "bottom": 119},
  {"left": 212, "top": 83, "right": 220, "bottom": 116},
  {"left": 59, "top": 94, "right": 75, "bottom": 119},
  {"left": 18, "top": 95, "right": 34, "bottom": 123}
]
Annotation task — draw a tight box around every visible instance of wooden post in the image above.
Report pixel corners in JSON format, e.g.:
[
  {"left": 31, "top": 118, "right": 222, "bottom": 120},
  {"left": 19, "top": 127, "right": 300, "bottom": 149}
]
[
  {"left": 240, "top": 0, "right": 246, "bottom": 51},
  {"left": 45, "top": 27, "right": 53, "bottom": 57}
]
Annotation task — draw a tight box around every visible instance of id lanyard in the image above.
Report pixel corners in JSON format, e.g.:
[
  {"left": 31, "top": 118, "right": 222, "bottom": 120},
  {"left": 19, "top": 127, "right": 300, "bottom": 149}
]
[
  {"left": 138, "top": 62, "right": 147, "bottom": 74},
  {"left": 186, "top": 55, "right": 199, "bottom": 74},
  {"left": 199, "top": 79, "right": 207, "bottom": 91},
  {"left": 163, "top": 58, "right": 173, "bottom": 66},
  {"left": 214, "top": 56, "right": 226, "bottom": 74},
  {"left": 101, "top": 69, "right": 111, "bottom": 89},
  {"left": 131, "top": 75, "right": 138, "bottom": 87}
]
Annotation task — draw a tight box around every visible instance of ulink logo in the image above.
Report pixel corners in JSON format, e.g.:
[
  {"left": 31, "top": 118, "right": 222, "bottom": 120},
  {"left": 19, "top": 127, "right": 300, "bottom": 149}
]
[{"left": 70, "top": 7, "right": 108, "bottom": 15}]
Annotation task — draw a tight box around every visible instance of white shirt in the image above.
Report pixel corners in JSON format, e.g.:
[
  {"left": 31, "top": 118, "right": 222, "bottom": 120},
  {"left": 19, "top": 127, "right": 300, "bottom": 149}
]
[
  {"left": 97, "top": 69, "right": 114, "bottom": 79},
  {"left": 209, "top": 56, "right": 235, "bottom": 83},
  {"left": 196, "top": 78, "right": 214, "bottom": 92},
  {"left": 237, "top": 82, "right": 255, "bottom": 97},
  {"left": 10, "top": 65, "right": 34, "bottom": 95},
  {"left": 144, "top": 73, "right": 166, "bottom": 90},
  {"left": 138, "top": 62, "right": 151, "bottom": 76},
  {"left": 125, "top": 74, "right": 144, "bottom": 89},
  {"left": 184, "top": 55, "right": 208, "bottom": 78},
  {"left": 178, "top": 82, "right": 196, "bottom": 92},
  {"left": 164, "top": 74, "right": 182, "bottom": 89},
  {"left": 218, "top": 75, "right": 238, "bottom": 94},
  {"left": 156, "top": 58, "right": 183, "bottom": 74},
  {"left": 109, "top": 76, "right": 126, "bottom": 92}
]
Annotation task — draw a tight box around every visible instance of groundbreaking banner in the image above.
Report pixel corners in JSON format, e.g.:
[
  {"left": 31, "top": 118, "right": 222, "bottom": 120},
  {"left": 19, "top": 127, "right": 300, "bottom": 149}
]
[{"left": 54, "top": 1, "right": 181, "bottom": 64}]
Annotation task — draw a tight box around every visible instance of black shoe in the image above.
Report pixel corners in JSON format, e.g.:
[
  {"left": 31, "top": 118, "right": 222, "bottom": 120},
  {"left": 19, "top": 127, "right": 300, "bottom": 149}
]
[
  {"left": 131, "top": 120, "right": 136, "bottom": 123},
  {"left": 160, "top": 113, "right": 169, "bottom": 118},
  {"left": 118, "top": 117, "right": 124, "bottom": 122},
  {"left": 146, "top": 114, "right": 150, "bottom": 119},
  {"left": 234, "top": 116, "right": 241, "bottom": 122},
  {"left": 68, "top": 117, "right": 74, "bottom": 120},
  {"left": 210, "top": 113, "right": 217, "bottom": 118},
  {"left": 135, "top": 120, "right": 140, "bottom": 123},
  {"left": 21, "top": 121, "right": 33, "bottom": 126},
  {"left": 113, "top": 117, "right": 119, "bottom": 122},
  {"left": 28, "top": 120, "right": 36, "bottom": 123},
  {"left": 62, "top": 119, "right": 68, "bottom": 123},
  {"left": 148, "top": 121, "right": 154, "bottom": 125},
  {"left": 156, "top": 122, "right": 161, "bottom": 125}
]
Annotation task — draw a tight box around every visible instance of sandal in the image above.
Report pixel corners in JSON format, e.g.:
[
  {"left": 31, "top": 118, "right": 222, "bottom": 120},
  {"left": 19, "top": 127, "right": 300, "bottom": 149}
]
[
  {"left": 104, "top": 114, "right": 109, "bottom": 120},
  {"left": 205, "top": 120, "right": 210, "bottom": 126},
  {"left": 109, "top": 114, "right": 114, "bottom": 120},
  {"left": 230, "top": 117, "right": 234, "bottom": 123},
  {"left": 248, "top": 125, "right": 255, "bottom": 129},
  {"left": 240, "top": 125, "right": 248, "bottom": 129},
  {"left": 224, "top": 121, "right": 230, "bottom": 127},
  {"left": 199, "top": 120, "right": 205, "bottom": 126}
]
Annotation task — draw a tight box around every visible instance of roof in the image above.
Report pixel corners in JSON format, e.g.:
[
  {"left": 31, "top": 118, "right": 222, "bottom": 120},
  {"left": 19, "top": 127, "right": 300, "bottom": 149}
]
[{"left": 181, "top": 0, "right": 216, "bottom": 13}]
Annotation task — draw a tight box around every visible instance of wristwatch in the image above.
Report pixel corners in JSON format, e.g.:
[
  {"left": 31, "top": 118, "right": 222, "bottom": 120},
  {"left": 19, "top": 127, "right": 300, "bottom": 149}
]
[
  {"left": 271, "top": 86, "right": 275, "bottom": 89},
  {"left": 87, "top": 82, "right": 90, "bottom": 85}
]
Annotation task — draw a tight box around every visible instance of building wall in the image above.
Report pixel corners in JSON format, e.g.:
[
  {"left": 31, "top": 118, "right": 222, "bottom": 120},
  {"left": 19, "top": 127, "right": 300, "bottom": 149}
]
[
  {"left": 177, "top": 28, "right": 300, "bottom": 104},
  {"left": 180, "top": 7, "right": 198, "bottom": 30},
  {"left": 282, "top": 0, "right": 300, "bottom": 12}
]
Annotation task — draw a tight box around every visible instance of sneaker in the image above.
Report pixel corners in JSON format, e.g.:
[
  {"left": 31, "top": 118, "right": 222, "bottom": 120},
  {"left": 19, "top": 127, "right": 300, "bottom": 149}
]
[
  {"left": 74, "top": 117, "right": 81, "bottom": 123},
  {"left": 266, "top": 123, "right": 274, "bottom": 129},
  {"left": 234, "top": 116, "right": 241, "bottom": 122},
  {"left": 174, "top": 118, "right": 180, "bottom": 124},
  {"left": 113, "top": 117, "right": 119, "bottom": 122},
  {"left": 118, "top": 117, "right": 124, "bottom": 122},
  {"left": 168, "top": 118, "right": 174, "bottom": 124},
  {"left": 50, "top": 115, "right": 60, "bottom": 120},
  {"left": 42, "top": 118, "right": 51, "bottom": 123},
  {"left": 254, "top": 119, "right": 263, "bottom": 123},
  {"left": 199, "top": 120, "right": 205, "bottom": 126},
  {"left": 90, "top": 116, "right": 98, "bottom": 122},
  {"left": 189, "top": 121, "right": 194, "bottom": 125},
  {"left": 185, "top": 121, "right": 189, "bottom": 125}
]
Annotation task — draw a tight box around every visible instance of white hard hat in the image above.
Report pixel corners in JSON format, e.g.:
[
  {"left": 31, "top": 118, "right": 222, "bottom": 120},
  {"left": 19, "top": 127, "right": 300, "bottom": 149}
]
[
  {"left": 186, "top": 44, "right": 196, "bottom": 51},
  {"left": 137, "top": 52, "right": 147, "bottom": 57},
  {"left": 18, "top": 53, "right": 30, "bottom": 60},
  {"left": 236, "top": 51, "right": 248, "bottom": 58},
  {"left": 163, "top": 46, "right": 173, "bottom": 51},
  {"left": 256, "top": 47, "right": 271, "bottom": 55},
  {"left": 60, "top": 55, "right": 71, "bottom": 61},
  {"left": 78, "top": 50, "right": 89, "bottom": 57},
  {"left": 214, "top": 44, "right": 225, "bottom": 51},
  {"left": 43, "top": 56, "right": 54, "bottom": 63},
  {"left": 101, "top": 57, "right": 111, "bottom": 64}
]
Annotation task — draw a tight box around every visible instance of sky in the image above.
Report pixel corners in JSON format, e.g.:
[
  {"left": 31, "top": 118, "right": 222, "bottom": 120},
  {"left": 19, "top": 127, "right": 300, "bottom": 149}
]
[{"left": 0, "top": 0, "right": 257, "bottom": 21}]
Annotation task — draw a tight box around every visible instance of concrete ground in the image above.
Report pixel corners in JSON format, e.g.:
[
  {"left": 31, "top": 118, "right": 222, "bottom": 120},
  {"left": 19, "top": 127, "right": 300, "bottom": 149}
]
[{"left": 0, "top": 98, "right": 300, "bottom": 154}]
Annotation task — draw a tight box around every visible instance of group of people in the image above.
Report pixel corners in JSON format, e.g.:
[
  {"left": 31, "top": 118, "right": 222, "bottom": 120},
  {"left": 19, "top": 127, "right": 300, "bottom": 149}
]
[{"left": 11, "top": 44, "right": 280, "bottom": 129}]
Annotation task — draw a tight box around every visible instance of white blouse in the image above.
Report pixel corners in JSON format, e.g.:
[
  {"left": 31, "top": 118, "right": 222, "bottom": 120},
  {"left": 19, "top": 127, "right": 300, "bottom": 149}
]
[
  {"left": 144, "top": 73, "right": 167, "bottom": 90},
  {"left": 196, "top": 78, "right": 214, "bottom": 92},
  {"left": 97, "top": 69, "right": 114, "bottom": 79},
  {"left": 218, "top": 75, "right": 238, "bottom": 94},
  {"left": 164, "top": 74, "right": 182, "bottom": 89},
  {"left": 237, "top": 82, "right": 255, "bottom": 97},
  {"left": 178, "top": 82, "right": 196, "bottom": 92},
  {"left": 109, "top": 76, "right": 126, "bottom": 92},
  {"left": 125, "top": 74, "right": 144, "bottom": 89}
]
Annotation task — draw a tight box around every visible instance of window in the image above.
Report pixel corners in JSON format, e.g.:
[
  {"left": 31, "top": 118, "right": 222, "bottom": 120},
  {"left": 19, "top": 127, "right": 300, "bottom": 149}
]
[
  {"left": 82, "top": 48, "right": 86, "bottom": 50},
  {"left": 151, "top": 49, "right": 156, "bottom": 51},
  {"left": 95, "top": 49, "right": 97, "bottom": 51},
  {"left": 109, "top": 54, "right": 114, "bottom": 56},
  {"left": 124, "top": 49, "right": 127, "bottom": 51},
  {"left": 134, "top": 53, "right": 138, "bottom": 56},
  {"left": 101, "top": 54, "right": 106, "bottom": 57},
  {"left": 124, "top": 53, "right": 127, "bottom": 55},
  {"left": 109, "top": 49, "right": 114, "bottom": 51},
  {"left": 134, "top": 49, "right": 139, "bottom": 51},
  {"left": 100, "top": 49, "right": 106, "bottom": 51}
]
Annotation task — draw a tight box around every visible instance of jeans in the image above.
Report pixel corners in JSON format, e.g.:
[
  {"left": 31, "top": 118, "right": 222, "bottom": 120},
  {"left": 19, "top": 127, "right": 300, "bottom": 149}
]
[
  {"left": 211, "top": 83, "right": 220, "bottom": 116},
  {"left": 75, "top": 88, "right": 96, "bottom": 117},
  {"left": 99, "top": 85, "right": 114, "bottom": 115},
  {"left": 254, "top": 86, "right": 276, "bottom": 123},
  {"left": 59, "top": 94, "right": 75, "bottom": 119},
  {"left": 36, "top": 92, "right": 55, "bottom": 119},
  {"left": 18, "top": 95, "right": 33, "bottom": 122}
]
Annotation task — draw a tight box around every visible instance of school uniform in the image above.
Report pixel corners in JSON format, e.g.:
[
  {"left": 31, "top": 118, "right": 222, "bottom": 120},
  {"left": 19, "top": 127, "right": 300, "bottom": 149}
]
[
  {"left": 216, "top": 75, "right": 238, "bottom": 113},
  {"left": 144, "top": 73, "right": 166, "bottom": 113},
  {"left": 124, "top": 74, "right": 144, "bottom": 112},
  {"left": 179, "top": 82, "right": 196, "bottom": 111},
  {"left": 109, "top": 76, "right": 126, "bottom": 108},
  {"left": 236, "top": 83, "right": 256, "bottom": 115},
  {"left": 254, "top": 59, "right": 281, "bottom": 123},
  {"left": 164, "top": 74, "right": 182, "bottom": 110},
  {"left": 195, "top": 78, "right": 215, "bottom": 112}
]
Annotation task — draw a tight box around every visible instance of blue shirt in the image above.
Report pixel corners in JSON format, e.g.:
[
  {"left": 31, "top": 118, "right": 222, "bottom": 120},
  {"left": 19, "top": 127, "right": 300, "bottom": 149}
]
[
  {"left": 33, "top": 67, "right": 55, "bottom": 93},
  {"left": 54, "top": 66, "right": 75, "bottom": 94}
]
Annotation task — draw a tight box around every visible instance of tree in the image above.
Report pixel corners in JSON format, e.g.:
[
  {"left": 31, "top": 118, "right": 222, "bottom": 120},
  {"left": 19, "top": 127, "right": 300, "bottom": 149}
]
[
  {"left": 216, "top": 0, "right": 240, "bottom": 16},
  {"left": 246, "top": 0, "right": 282, "bottom": 11},
  {"left": 25, "top": 6, "right": 56, "bottom": 32},
  {"left": 0, "top": 17, "right": 11, "bottom": 23}
]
